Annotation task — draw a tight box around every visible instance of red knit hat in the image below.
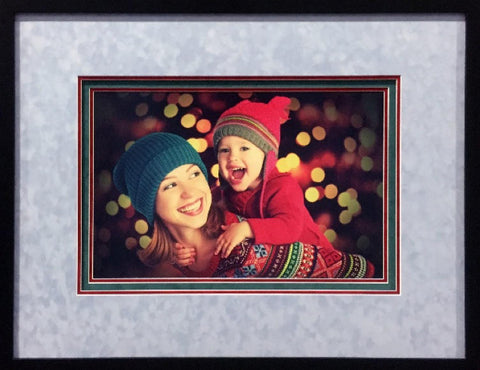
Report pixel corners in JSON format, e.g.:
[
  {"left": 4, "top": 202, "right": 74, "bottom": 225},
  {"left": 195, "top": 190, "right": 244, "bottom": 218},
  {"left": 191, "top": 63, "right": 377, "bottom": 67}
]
[
  {"left": 213, "top": 96, "right": 291, "bottom": 217},
  {"left": 213, "top": 96, "right": 290, "bottom": 156}
]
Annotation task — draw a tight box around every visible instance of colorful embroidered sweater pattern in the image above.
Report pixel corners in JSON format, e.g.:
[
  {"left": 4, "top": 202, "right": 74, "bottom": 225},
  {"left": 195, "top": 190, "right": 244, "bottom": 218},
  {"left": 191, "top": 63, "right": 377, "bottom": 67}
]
[{"left": 179, "top": 212, "right": 374, "bottom": 279}]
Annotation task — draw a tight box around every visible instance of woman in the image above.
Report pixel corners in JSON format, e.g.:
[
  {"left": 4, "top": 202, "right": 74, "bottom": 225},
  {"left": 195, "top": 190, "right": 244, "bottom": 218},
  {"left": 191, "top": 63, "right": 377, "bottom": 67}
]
[{"left": 113, "top": 132, "right": 374, "bottom": 278}]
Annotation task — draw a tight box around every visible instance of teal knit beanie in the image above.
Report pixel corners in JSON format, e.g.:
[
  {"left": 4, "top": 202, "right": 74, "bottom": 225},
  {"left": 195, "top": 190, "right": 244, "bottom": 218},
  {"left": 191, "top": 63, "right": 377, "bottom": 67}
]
[{"left": 113, "top": 132, "right": 209, "bottom": 225}]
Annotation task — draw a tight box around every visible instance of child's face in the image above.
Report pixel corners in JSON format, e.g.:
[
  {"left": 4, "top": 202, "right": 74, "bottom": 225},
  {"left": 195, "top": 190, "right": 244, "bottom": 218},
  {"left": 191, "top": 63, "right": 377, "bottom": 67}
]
[{"left": 217, "top": 136, "right": 265, "bottom": 192}]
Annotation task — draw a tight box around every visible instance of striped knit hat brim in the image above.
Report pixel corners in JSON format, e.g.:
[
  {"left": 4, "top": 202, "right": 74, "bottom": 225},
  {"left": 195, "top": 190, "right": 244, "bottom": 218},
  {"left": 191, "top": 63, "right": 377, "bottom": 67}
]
[
  {"left": 213, "top": 119, "right": 278, "bottom": 156},
  {"left": 213, "top": 96, "right": 290, "bottom": 156}
]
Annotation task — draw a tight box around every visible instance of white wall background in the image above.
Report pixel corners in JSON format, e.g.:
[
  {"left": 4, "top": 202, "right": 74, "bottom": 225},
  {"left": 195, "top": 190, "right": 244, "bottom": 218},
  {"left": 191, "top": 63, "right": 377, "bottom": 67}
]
[{"left": 15, "top": 15, "right": 465, "bottom": 358}]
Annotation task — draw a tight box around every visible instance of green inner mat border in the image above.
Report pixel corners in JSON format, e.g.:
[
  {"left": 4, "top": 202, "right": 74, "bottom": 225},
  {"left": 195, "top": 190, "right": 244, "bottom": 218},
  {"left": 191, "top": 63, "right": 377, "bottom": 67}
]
[{"left": 79, "top": 76, "right": 399, "bottom": 294}]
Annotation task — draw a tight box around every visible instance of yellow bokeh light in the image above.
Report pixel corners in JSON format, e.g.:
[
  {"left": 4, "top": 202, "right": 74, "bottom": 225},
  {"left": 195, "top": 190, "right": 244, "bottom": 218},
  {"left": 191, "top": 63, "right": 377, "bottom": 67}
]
[
  {"left": 118, "top": 194, "right": 131, "bottom": 209},
  {"left": 288, "top": 97, "right": 301, "bottom": 111},
  {"left": 296, "top": 131, "right": 311, "bottom": 146},
  {"left": 135, "top": 219, "right": 149, "bottom": 235},
  {"left": 346, "top": 188, "right": 358, "bottom": 199},
  {"left": 135, "top": 102, "right": 149, "bottom": 117},
  {"left": 359, "top": 127, "right": 376, "bottom": 148},
  {"left": 187, "top": 138, "right": 200, "bottom": 151},
  {"left": 305, "top": 187, "right": 320, "bottom": 203},
  {"left": 186, "top": 137, "right": 208, "bottom": 153},
  {"left": 164, "top": 104, "right": 179, "bottom": 118},
  {"left": 312, "top": 126, "right": 326, "bottom": 141},
  {"left": 285, "top": 152, "right": 300, "bottom": 169},
  {"left": 211, "top": 163, "right": 219, "bottom": 178},
  {"left": 337, "top": 191, "right": 351, "bottom": 207},
  {"left": 344, "top": 137, "right": 357, "bottom": 152},
  {"left": 347, "top": 198, "right": 361, "bottom": 215},
  {"left": 178, "top": 93, "right": 194, "bottom": 107},
  {"left": 181, "top": 113, "right": 196, "bottom": 128},
  {"left": 197, "top": 138, "right": 208, "bottom": 153},
  {"left": 125, "top": 140, "right": 135, "bottom": 151},
  {"left": 324, "top": 229, "right": 337, "bottom": 243},
  {"left": 361, "top": 156, "right": 374, "bottom": 171},
  {"left": 276, "top": 157, "right": 290, "bottom": 173},
  {"left": 339, "top": 210, "right": 352, "bottom": 224},
  {"left": 196, "top": 119, "right": 211, "bottom": 133},
  {"left": 311, "top": 167, "right": 325, "bottom": 183},
  {"left": 139, "top": 235, "right": 152, "bottom": 249},
  {"left": 105, "top": 201, "right": 119, "bottom": 216},
  {"left": 324, "top": 184, "right": 338, "bottom": 199},
  {"left": 377, "top": 182, "right": 383, "bottom": 198}
]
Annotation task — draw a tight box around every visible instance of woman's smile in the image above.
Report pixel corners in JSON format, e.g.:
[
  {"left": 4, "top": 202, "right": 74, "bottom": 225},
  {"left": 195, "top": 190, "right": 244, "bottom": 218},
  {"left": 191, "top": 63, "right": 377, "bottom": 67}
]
[{"left": 177, "top": 198, "right": 203, "bottom": 215}]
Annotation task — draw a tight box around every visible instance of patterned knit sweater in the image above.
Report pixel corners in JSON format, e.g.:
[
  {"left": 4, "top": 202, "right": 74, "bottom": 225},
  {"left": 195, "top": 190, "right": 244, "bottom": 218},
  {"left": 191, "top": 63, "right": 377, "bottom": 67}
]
[{"left": 179, "top": 212, "right": 374, "bottom": 279}]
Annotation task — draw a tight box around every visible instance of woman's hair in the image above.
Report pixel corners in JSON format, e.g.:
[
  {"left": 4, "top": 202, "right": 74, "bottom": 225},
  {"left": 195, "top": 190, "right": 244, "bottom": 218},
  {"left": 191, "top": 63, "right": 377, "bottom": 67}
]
[{"left": 137, "top": 202, "right": 225, "bottom": 266}]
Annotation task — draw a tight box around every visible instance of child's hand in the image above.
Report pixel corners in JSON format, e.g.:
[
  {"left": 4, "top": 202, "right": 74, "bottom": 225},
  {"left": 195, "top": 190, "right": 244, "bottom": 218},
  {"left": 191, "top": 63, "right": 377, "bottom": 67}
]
[
  {"left": 173, "top": 243, "right": 196, "bottom": 266},
  {"left": 215, "top": 221, "right": 253, "bottom": 259}
]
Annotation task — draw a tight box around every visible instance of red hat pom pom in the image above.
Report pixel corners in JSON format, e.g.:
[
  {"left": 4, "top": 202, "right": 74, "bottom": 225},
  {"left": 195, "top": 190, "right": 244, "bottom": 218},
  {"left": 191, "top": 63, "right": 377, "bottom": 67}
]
[{"left": 268, "top": 96, "right": 291, "bottom": 123}]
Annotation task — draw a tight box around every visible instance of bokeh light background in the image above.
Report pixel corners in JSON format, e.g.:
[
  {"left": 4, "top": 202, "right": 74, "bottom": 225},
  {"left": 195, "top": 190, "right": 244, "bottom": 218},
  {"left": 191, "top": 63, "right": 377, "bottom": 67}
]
[{"left": 93, "top": 90, "right": 384, "bottom": 278}]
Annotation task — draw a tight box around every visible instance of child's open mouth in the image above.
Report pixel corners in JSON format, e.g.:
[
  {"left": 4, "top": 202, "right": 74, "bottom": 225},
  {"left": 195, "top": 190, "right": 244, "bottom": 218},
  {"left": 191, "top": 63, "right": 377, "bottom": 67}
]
[{"left": 231, "top": 167, "right": 245, "bottom": 180}]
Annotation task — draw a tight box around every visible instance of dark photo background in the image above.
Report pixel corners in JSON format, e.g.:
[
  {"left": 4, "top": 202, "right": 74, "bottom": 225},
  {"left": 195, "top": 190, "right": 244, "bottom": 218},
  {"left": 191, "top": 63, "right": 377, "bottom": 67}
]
[{"left": 92, "top": 90, "right": 385, "bottom": 278}]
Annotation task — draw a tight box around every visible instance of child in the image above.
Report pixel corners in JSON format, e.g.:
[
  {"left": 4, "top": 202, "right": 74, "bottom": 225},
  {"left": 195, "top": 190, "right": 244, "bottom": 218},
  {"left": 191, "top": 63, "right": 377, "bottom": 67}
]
[{"left": 211, "top": 96, "right": 336, "bottom": 258}]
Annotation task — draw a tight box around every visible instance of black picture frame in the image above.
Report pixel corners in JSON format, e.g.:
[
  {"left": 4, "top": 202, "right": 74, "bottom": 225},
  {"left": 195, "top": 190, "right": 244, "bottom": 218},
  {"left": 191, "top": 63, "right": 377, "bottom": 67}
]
[{"left": 3, "top": 1, "right": 478, "bottom": 368}]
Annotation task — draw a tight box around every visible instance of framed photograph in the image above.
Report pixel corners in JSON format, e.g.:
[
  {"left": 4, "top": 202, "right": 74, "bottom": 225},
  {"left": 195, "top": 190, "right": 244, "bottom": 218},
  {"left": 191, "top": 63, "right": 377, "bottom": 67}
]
[
  {"left": 13, "top": 14, "right": 467, "bottom": 360},
  {"left": 78, "top": 76, "right": 400, "bottom": 294}
]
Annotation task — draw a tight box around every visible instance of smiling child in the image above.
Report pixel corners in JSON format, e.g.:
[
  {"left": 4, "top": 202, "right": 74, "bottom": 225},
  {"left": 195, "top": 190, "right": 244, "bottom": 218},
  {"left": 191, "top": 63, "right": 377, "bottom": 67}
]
[{"left": 209, "top": 96, "right": 336, "bottom": 258}]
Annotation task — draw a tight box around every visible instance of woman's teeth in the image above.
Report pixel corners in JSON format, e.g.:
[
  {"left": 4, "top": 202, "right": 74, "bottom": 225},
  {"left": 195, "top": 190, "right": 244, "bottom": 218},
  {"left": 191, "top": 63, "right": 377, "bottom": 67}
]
[{"left": 178, "top": 199, "right": 201, "bottom": 213}]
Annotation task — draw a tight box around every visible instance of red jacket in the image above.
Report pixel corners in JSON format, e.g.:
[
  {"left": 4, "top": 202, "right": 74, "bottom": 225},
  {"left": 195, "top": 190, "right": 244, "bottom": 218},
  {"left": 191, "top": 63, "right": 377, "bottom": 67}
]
[{"left": 219, "top": 167, "right": 334, "bottom": 250}]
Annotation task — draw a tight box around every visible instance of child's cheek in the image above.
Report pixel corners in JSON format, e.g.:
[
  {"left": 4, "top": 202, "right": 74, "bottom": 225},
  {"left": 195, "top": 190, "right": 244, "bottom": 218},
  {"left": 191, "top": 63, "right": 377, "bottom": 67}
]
[
  {"left": 218, "top": 157, "right": 227, "bottom": 169},
  {"left": 219, "top": 167, "right": 228, "bottom": 179}
]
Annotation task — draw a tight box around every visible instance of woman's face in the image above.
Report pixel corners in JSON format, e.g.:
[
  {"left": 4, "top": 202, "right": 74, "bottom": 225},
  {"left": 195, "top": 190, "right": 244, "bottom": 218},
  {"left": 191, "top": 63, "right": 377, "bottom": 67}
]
[{"left": 155, "top": 164, "right": 212, "bottom": 231}]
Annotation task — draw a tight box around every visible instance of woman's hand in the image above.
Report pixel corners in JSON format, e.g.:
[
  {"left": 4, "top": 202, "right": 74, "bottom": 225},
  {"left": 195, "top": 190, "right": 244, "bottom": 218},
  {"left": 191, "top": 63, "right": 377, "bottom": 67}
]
[
  {"left": 215, "top": 221, "right": 253, "bottom": 258},
  {"left": 172, "top": 243, "right": 196, "bottom": 266}
]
